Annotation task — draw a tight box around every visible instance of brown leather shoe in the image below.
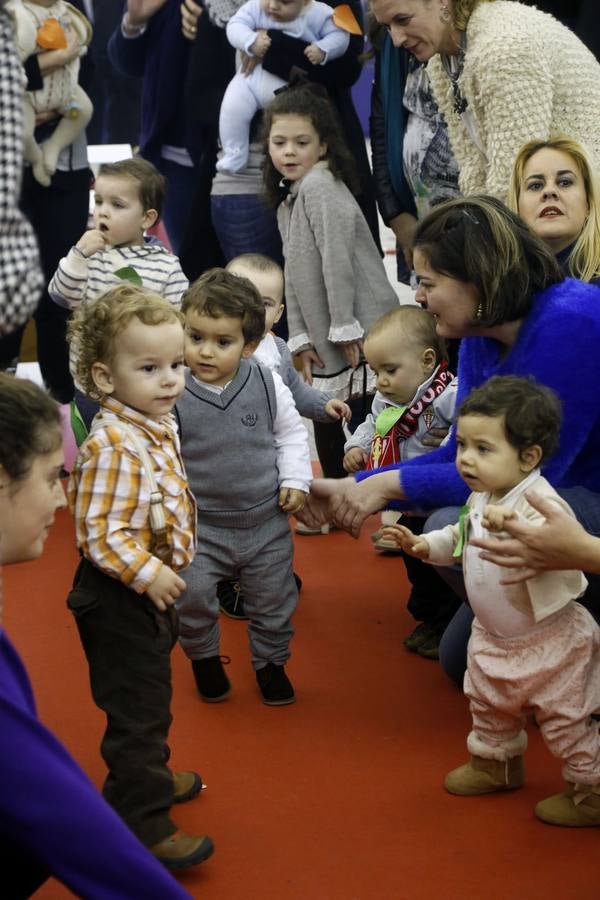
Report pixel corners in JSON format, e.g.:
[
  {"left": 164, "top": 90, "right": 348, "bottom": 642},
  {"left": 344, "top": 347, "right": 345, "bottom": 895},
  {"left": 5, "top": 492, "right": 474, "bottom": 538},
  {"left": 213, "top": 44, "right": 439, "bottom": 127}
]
[
  {"left": 151, "top": 831, "right": 214, "bottom": 870},
  {"left": 173, "top": 770, "right": 202, "bottom": 804}
]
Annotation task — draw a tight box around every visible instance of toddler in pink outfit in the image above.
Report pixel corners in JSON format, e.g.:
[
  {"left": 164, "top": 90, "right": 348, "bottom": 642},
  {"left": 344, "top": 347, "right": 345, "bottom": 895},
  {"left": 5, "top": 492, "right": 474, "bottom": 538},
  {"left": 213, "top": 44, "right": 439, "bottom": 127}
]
[{"left": 386, "top": 375, "right": 600, "bottom": 828}]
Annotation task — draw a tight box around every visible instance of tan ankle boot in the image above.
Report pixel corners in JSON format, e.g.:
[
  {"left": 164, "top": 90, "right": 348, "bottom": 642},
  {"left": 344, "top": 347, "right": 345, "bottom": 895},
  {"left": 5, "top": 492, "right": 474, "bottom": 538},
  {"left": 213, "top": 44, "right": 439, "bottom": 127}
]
[
  {"left": 445, "top": 754, "right": 525, "bottom": 796},
  {"left": 535, "top": 781, "right": 600, "bottom": 826}
]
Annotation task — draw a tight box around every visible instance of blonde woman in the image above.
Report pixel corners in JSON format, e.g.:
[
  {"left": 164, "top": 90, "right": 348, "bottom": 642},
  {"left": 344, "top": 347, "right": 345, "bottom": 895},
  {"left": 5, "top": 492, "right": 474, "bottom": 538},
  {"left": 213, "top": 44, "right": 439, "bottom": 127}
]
[{"left": 508, "top": 135, "right": 600, "bottom": 286}]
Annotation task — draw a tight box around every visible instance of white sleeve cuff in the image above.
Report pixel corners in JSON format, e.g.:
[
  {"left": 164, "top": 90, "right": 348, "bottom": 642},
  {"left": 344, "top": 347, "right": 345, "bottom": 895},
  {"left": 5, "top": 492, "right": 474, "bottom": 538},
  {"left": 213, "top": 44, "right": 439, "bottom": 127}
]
[
  {"left": 287, "top": 332, "right": 312, "bottom": 354},
  {"left": 328, "top": 320, "right": 364, "bottom": 344},
  {"left": 121, "top": 13, "right": 147, "bottom": 38}
]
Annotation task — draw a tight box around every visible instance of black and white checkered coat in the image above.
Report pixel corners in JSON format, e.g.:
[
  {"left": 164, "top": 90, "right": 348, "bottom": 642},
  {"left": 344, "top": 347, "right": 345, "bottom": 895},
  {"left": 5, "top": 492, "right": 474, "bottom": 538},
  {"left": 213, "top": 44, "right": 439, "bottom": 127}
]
[{"left": 0, "top": 8, "right": 43, "bottom": 337}]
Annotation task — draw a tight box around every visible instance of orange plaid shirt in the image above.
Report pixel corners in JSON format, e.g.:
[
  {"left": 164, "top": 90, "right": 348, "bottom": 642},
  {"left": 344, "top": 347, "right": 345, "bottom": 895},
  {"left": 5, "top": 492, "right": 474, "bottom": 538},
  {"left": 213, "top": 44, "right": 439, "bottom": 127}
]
[{"left": 68, "top": 397, "right": 197, "bottom": 594}]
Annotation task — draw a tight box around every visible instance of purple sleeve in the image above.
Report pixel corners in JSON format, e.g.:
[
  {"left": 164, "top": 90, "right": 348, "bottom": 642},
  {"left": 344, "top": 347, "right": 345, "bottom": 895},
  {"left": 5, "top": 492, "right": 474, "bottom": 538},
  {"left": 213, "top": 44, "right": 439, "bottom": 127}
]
[{"left": 0, "top": 635, "right": 191, "bottom": 899}]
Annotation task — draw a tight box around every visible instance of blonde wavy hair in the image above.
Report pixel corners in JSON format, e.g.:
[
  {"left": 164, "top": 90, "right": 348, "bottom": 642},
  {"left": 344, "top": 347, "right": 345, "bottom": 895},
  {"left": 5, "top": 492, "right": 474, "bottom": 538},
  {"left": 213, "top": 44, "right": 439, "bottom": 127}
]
[
  {"left": 449, "top": 0, "right": 491, "bottom": 31},
  {"left": 68, "top": 283, "right": 183, "bottom": 399},
  {"left": 508, "top": 136, "right": 600, "bottom": 283}
]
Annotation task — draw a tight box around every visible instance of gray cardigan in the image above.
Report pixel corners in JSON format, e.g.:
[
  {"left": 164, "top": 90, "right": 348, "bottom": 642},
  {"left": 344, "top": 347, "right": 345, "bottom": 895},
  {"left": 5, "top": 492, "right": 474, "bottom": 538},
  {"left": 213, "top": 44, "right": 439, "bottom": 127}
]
[{"left": 277, "top": 162, "right": 398, "bottom": 396}]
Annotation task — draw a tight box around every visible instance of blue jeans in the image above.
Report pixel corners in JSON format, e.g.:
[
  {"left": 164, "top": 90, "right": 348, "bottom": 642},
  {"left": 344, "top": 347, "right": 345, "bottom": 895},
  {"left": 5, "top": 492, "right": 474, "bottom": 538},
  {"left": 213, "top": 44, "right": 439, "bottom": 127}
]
[
  {"left": 158, "top": 159, "right": 197, "bottom": 256},
  {"left": 427, "top": 488, "right": 600, "bottom": 687},
  {"left": 210, "top": 194, "right": 287, "bottom": 337},
  {"left": 210, "top": 194, "right": 283, "bottom": 266}
]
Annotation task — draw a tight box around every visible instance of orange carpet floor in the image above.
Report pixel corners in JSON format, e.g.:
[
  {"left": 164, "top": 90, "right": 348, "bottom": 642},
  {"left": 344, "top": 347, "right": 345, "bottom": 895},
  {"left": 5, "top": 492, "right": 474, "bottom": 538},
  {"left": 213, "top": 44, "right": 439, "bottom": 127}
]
[{"left": 4, "top": 507, "right": 596, "bottom": 899}]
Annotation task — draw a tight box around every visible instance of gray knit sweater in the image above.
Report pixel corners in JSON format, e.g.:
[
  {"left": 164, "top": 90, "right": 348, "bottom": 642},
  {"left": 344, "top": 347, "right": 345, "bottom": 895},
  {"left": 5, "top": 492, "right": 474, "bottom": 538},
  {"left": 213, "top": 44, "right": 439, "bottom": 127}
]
[{"left": 277, "top": 163, "right": 398, "bottom": 398}]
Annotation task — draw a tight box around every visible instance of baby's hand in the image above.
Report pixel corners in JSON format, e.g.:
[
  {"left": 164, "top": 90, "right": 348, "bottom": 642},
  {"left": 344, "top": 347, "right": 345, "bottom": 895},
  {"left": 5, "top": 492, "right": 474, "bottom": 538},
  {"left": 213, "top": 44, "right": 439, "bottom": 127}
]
[
  {"left": 325, "top": 399, "right": 352, "bottom": 422},
  {"left": 250, "top": 29, "right": 271, "bottom": 57},
  {"left": 343, "top": 447, "right": 367, "bottom": 473},
  {"left": 304, "top": 43, "right": 325, "bottom": 64},
  {"left": 146, "top": 564, "right": 186, "bottom": 611},
  {"left": 382, "top": 524, "right": 430, "bottom": 559},
  {"left": 279, "top": 487, "right": 307, "bottom": 514},
  {"left": 76, "top": 229, "right": 107, "bottom": 258},
  {"left": 482, "top": 504, "right": 517, "bottom": 533}
]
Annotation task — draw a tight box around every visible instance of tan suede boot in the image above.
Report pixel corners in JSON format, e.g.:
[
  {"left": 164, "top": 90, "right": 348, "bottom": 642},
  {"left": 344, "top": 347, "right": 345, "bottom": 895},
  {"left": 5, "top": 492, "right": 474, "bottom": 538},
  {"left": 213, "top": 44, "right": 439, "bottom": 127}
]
[
  {"left": 535, "top": 782, "right": 600, "bottom": 826},
  {"left": 444, "top": 754, "right": 525, "bottom": 796}
]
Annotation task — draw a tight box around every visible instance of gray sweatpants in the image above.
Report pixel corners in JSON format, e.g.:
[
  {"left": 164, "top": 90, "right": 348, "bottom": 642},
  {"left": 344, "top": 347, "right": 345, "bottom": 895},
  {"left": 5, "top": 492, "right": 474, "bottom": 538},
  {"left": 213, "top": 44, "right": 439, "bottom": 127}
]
[{"left": 177, "top": 511, "right": 297, "bottom": 669}]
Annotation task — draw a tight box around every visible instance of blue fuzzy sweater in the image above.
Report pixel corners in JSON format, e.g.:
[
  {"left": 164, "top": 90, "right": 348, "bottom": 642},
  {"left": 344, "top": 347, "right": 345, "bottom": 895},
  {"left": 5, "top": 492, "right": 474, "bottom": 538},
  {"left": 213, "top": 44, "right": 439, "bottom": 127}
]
[{"left": 357, "top": 279, "right": 600, "bottom": 510}]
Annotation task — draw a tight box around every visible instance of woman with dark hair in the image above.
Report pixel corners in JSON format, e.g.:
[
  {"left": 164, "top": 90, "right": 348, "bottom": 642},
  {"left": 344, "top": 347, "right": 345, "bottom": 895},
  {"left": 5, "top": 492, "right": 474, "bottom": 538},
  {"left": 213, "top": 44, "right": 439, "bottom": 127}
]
[
  {"left": 299, "top": 194, "right": 600, "bottom": 682},
  {"left": 0, "top": 375, "right": 193, "bottom": 898}
]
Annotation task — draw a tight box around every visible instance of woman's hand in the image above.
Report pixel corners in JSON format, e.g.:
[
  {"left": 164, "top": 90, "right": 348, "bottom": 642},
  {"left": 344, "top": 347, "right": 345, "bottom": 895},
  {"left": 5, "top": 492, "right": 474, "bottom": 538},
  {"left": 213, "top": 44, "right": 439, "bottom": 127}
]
[
  {"left": 388, "top": 212, "right": 418, "bottom": 270},
  {"left": 240, "top": 51, "right": 260, "bottom": 75},
  {"left": 297, "top": 348, "right": 324, "bottom": 385},
  {"left": 470, "top": 491, "right": 600, "bottom": 581},
  {"left": 341, "top": 339, "right": 363, "bottom": 370},
  {"left": 180, "top": 0, "right": 202, "bottom": 40},
  {"left": 307, "top": 470, "right": 404, "bottom": 538}
]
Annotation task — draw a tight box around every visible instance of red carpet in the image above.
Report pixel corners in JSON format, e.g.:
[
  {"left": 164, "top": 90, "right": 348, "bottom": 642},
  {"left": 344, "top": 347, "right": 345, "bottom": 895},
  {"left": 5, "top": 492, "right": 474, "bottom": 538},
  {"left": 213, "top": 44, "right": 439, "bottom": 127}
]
[{"left": 4, "top": 507, "right": 596, "bottom": 899}]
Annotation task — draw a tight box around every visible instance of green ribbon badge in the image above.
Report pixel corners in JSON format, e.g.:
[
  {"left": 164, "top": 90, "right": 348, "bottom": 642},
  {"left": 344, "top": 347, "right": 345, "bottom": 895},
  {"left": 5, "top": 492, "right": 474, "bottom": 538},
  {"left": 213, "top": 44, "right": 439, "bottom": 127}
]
[
  {"left": 374, "top": 405, "right": 406, "bottom": 438},
  {"left": 70, "top": 399, "right": 89, "bottom": 448},
  {"left": 113, "top": 266, "right": 143, "bottom": 286},
  {"left": 452, "top": 505, "right": 470, "bottom": 558}
]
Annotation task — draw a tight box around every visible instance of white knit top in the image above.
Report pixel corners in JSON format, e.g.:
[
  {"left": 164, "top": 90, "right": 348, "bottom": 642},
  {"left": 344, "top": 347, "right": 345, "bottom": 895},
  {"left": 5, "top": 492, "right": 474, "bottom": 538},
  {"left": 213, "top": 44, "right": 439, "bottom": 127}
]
[{"left": 427, "top": 0, "right": 600, "bottom": 200}]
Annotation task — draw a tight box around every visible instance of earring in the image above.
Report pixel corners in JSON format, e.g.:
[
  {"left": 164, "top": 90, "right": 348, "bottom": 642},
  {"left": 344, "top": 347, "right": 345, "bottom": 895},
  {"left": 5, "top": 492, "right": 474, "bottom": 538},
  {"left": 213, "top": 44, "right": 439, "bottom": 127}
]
[
  {"left": 475, "top": 302, "right": 483, "bottom": 321},
  {"left": 439, "top": 3, "right": 451, "bottom": 23}
]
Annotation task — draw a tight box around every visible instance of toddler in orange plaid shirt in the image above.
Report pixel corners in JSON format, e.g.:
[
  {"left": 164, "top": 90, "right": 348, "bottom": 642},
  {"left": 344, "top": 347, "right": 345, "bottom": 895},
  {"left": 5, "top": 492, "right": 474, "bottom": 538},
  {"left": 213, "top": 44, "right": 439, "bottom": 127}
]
[{"left": 66, "top": 284, "right": 214, "bottom": 871}]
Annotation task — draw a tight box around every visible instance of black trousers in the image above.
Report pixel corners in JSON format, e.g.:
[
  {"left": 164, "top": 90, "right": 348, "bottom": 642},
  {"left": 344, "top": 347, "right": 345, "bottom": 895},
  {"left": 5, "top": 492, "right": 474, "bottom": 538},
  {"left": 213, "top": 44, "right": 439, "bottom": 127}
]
[
  {"left": 403, "top": 516, "right": 461, "bottom": 633},
  {"left": 67, "top": 559, "right": 178, "bottom": 846},
  {"left": 0, "top": 168, "right": 90, "bottom": 402}
]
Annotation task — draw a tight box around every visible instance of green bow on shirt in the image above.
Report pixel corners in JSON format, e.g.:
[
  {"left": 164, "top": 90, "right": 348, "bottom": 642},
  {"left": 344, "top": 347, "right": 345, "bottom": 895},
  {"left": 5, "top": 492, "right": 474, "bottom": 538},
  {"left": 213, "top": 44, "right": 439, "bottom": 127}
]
[
  {"left": 374, "top": 405, "right": 407, "bottom": 437},
  {"left": 452, "top": 505, "right": 470, "bottom": 559},
  {"left": 113, "top": 266, "right": 142, "bottom": 286}
]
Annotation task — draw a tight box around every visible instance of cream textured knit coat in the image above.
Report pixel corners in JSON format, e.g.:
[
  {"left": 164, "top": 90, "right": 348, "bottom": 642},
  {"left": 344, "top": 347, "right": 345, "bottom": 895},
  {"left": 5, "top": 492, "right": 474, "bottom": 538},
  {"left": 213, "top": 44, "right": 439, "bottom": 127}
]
[{"left": 427, "top": 0, "right": 600, "bottom": 200}]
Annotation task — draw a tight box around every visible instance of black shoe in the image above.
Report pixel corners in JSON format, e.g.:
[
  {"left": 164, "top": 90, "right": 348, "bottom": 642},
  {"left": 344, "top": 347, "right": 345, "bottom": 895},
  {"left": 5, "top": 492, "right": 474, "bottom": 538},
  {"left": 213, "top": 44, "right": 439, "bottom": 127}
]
[
  {"left": 217, "top": 580, "right": 248, "bottom": 620},
  {"left": 403, "top": 622, "right": 436, "bottom": 653},
  {"left": 256, "top": 662, "right": 295, "bottom": 706},
  {"left": 416, "top": 633, "right": 441, "bottom": 660},
  {"left": 192, "top": 656, "right": 231, "bottom": 702}
]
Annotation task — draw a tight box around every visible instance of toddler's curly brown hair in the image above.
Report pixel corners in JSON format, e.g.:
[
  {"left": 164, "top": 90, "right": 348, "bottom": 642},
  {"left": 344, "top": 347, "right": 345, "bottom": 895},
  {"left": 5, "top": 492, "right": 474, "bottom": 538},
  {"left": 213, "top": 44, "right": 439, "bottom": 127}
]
[{"left": 68, "top": 284, "right": 183, "bottom": 399}]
